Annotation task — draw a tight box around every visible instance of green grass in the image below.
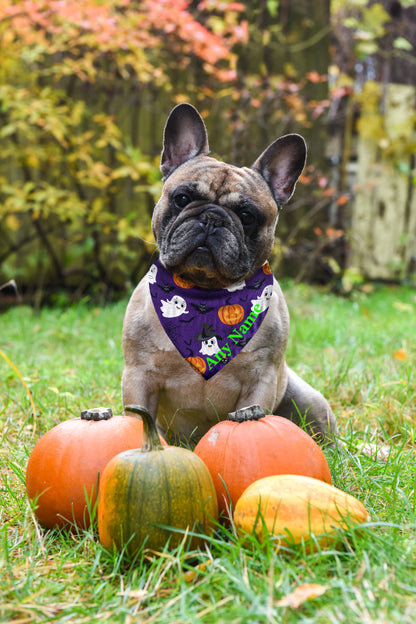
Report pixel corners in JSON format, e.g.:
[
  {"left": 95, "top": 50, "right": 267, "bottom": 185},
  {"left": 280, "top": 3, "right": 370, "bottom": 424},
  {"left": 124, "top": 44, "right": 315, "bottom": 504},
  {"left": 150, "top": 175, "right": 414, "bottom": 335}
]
[{"left": 1, "top": 283, "right": 415, "bottom": 623}]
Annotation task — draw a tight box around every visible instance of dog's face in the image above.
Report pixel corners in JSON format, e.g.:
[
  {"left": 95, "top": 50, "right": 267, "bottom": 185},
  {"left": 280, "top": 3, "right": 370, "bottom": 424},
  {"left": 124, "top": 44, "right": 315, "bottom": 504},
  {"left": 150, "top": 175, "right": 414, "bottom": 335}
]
[{"left": 151, "top": 104, "right": 307, "bottom": 289}]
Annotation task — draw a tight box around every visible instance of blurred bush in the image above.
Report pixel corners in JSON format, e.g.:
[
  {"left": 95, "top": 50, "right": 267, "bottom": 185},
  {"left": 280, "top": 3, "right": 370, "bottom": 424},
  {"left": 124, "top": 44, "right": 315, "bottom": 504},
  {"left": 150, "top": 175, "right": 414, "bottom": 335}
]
[{"left": 0, "top": 0, "right": 250, "bottom": 304}]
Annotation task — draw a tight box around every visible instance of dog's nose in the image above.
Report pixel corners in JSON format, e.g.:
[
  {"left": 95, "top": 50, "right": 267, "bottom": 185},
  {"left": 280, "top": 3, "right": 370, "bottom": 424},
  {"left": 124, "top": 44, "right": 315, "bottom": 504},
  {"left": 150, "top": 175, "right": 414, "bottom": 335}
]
[{"left": 199, "top": 207, "right": 225, "bottom": 229}]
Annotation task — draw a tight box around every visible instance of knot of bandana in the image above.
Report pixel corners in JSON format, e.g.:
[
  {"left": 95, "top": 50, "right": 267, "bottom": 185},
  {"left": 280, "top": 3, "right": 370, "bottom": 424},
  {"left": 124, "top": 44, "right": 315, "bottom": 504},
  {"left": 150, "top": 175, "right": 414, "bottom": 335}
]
[{"left": 148, "top": 259, "right": 274, "bottom": 379}]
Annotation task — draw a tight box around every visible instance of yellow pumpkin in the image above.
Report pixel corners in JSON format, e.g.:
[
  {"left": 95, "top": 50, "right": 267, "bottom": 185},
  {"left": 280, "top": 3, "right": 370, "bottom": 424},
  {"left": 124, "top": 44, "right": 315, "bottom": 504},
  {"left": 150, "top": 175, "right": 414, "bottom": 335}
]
[{"left": 234, "top": 474, "right": 369, "bottom": 549}]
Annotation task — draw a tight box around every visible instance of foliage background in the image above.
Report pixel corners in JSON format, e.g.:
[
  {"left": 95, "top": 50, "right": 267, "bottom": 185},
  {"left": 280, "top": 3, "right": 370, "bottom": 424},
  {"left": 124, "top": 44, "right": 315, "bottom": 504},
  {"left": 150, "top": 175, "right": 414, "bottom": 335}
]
[{"left": 0, "top": 0, "right": 415, "bottom": 305}]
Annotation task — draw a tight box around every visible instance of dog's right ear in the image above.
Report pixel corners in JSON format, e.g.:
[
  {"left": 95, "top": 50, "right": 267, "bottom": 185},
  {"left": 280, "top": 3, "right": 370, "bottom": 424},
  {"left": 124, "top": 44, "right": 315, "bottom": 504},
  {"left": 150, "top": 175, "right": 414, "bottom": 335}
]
[{"left": 160, "top": 103, "right": 210, "bottom": 179}]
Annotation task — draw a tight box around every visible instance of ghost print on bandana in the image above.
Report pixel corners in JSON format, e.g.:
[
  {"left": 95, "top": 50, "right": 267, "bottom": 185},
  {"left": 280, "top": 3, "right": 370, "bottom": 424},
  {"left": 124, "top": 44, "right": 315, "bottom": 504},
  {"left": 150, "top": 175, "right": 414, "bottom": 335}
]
[{"left": 148, "top": 259, "right": 273, "bottom": 379}]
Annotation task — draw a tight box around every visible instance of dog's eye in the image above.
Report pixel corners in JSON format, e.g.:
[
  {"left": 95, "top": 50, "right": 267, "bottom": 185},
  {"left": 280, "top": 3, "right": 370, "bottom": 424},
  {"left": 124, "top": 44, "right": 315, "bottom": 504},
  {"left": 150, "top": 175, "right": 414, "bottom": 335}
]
[
  {"left": 174, "top": 193, "right": 192, "bottom": 209},
  {"left": 239, "top": 211, "right": 255, "bottom": 227}
]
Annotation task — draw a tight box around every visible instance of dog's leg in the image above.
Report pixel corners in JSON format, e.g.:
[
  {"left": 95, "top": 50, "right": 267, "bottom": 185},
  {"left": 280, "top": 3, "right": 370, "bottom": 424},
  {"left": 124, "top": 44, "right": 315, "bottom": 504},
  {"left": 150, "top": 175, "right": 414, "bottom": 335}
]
[
  {"left": 121, "top": 366, "right": 159, "bottom": 422},
  {"left": 275, "top": 367, "right": 338, "bottom": 445}
]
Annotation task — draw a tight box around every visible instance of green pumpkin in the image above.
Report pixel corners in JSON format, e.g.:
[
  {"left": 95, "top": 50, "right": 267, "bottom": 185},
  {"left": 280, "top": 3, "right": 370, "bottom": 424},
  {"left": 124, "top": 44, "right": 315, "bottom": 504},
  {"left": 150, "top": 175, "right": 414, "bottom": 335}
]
[{"left": 97, "top": 405, "right": 218, "bottom": 554}]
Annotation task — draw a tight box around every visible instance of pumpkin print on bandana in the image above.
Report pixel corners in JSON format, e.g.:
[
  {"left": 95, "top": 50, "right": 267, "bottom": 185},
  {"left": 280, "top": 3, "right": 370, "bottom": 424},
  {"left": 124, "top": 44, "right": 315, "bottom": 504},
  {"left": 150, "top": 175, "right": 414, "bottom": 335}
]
[{"left": 148, "top": 259, "right": 273, "bottom": 379}]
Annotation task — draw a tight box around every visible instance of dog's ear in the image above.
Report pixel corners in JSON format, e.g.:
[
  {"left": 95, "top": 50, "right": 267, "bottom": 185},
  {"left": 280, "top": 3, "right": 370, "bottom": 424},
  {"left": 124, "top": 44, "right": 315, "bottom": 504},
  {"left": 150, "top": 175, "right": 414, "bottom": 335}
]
[
  {"left": 252, "top": 134, "right": 307, "bottom": 207},
  {"left": 160, "top": 103, "right": 210, "bottom": 178}
]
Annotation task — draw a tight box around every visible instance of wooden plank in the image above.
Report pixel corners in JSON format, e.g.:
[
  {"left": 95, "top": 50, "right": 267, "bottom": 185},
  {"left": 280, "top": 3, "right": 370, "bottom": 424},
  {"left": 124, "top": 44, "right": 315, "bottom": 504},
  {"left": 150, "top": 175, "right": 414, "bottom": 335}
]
[{"left": 350, "top": 83, "right": 416, "bottom": 280}]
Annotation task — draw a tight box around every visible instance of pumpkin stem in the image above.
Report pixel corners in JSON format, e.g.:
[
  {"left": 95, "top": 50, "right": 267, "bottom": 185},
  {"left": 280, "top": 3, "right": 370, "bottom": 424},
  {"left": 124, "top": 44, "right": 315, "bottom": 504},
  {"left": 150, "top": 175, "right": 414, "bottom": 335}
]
[
  {"left": 124, "top": 405, "right": 164, "bottom": 452},
  {"left": 81, "top": 407, "right": 113, "bottom": 421},
  {"left": 228, "top": 405, "right": 266, "bottom": 423}
]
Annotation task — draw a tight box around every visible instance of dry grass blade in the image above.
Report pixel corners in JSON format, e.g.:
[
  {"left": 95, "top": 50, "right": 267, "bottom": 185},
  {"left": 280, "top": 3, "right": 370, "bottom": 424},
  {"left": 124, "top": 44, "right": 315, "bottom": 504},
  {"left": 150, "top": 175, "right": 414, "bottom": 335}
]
[{"left": 0, "top": 348, "right": 38, "bottom": 436}]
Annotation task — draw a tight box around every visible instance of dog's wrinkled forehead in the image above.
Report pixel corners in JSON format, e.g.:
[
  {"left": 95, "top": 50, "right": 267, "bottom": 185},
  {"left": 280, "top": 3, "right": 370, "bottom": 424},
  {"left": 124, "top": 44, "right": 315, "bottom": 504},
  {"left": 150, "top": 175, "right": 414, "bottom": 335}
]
[{"left": 163, "top": 156, "right": 276, "bottom": 210}]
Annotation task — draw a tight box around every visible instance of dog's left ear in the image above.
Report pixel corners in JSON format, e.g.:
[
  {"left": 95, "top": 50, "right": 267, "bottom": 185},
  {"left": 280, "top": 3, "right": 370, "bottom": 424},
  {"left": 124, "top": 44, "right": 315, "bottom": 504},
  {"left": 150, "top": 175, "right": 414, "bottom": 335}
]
[
  {"left": 252, "top": 134, "right": 307, "bottom": 207},
  {"left": 161, "top": 103, "right": 210, "bottom": 178}
]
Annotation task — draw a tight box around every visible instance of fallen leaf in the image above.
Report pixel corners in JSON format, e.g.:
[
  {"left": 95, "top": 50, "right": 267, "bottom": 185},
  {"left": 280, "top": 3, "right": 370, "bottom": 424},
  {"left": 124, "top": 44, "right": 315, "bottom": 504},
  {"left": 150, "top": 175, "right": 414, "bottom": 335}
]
[
  {"left": 394, "top": 348, "right": 408, "bottom": 360},
  {"left": 357, "top": 442, "right": 390, "bottom": 462},
  {"left": 117, "top": 589, "right": 148, "bottom": 600},
  {"left": 276, "top": 583, "right": 329, "bottom": 609},
  {"left": 359, "top": 283, "right": 374, "bottom": 295},
  {"left": 393, "top": 301, "right": 413, "bottom": 313},
  {"left": 184, "top": 559, "right": 212, "bottom": 583}
]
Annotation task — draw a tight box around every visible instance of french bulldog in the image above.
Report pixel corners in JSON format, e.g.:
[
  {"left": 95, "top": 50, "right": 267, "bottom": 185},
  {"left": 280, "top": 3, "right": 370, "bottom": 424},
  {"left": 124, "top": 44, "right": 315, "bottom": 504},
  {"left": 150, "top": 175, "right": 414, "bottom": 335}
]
[{"left": 122, "top": 103, "right": 338, "bottom": 445}]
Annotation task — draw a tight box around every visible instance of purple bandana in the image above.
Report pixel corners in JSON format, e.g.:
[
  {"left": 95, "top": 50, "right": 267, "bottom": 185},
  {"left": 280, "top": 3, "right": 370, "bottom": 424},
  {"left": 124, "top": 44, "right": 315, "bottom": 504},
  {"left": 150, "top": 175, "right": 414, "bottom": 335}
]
[{"left": 148, "top": 259, "right": 274, "bottom": 380}]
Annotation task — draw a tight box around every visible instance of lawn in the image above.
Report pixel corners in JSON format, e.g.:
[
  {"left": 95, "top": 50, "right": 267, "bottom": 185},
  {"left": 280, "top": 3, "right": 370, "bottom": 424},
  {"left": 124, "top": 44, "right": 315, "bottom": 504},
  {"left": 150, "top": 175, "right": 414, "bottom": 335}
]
[{"left": 1, "top": 282, "right": 415, "bottom": 623}]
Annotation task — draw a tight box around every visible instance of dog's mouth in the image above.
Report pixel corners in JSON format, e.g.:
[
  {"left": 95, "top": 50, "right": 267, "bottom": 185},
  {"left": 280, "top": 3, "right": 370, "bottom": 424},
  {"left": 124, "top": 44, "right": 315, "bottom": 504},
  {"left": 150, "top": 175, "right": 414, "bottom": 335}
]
[
  {"left": 172, "top": 244, "right": 232, "bottom": 289},
  {"left": 159, "top": 204, "right": 251, "bottom": 288}
]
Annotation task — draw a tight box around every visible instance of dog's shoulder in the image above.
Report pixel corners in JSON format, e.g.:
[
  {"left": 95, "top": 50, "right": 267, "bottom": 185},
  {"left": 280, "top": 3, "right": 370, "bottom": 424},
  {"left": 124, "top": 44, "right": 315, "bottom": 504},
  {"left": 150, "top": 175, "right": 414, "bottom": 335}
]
[{"left": 123, "top": 276, "right": 156, "bottom": 336}]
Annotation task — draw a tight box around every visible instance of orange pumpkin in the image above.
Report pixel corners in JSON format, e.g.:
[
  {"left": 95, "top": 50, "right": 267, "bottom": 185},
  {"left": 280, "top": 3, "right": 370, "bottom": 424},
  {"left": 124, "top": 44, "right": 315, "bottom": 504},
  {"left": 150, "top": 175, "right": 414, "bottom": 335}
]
[
  {"left": 218, "top": 303, "right": 244, "bottom": 325},
  {"left": 26, "top": 407, "right": 167, "bottom": 529},
  {"left": 262, "top": 262, "right": 273, "bottom": 275},
  {"left": 173, "top": 274, "right": 195, "bottom": 288},
  {"left": 194, "top": 405, "right": 332, "bottom": 519},
  {"left": 186, "top": 356, "right": 207, "bottom": 374}
]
